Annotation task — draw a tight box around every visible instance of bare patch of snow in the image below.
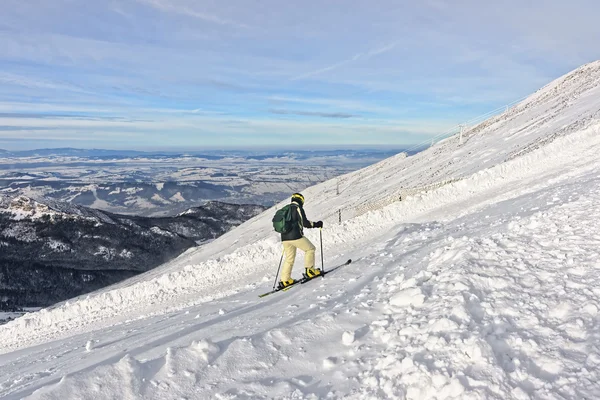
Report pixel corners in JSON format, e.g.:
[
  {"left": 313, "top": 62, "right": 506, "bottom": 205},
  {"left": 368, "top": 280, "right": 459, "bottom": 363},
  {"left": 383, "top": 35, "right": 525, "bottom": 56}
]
[
  {"left": 93, "top": 246, "right": 116, "bottom": 260},
  {"left": 150, "top": 226, "right": 174, "bottom": 237},
  {"left": 169, "top": 192, "right": 185, "bottom": 202},
  {"left": 45, "top": 240, "right": 70, "bottom": 252},
  {"left": 150, "top": 193, "right": 170, "bottom": 204},
  {"left": 119, "top": 249, "right": 133, "bottom": 259}
]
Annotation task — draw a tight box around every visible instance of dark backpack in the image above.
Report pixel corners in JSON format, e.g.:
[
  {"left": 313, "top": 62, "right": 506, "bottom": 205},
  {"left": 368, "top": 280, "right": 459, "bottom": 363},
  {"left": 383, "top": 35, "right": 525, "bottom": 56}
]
[{"left": 272, "top": 204, "right": 294, "bottom": 233}]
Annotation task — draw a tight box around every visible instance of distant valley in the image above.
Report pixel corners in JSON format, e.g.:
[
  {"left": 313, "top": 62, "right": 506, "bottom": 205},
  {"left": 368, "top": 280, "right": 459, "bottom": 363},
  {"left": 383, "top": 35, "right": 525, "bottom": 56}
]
[{"left": 0, "top": 147, "right": 408, "bottom": 216}]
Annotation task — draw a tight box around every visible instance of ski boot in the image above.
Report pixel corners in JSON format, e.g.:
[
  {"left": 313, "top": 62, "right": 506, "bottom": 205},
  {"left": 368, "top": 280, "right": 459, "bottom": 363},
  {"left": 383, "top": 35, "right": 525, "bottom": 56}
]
[
  {"left": 277, "top": 278, "right": 296, "bottom": 290},
  {"left": 304, "top": 267, "right": 323, "bottom": 279}
]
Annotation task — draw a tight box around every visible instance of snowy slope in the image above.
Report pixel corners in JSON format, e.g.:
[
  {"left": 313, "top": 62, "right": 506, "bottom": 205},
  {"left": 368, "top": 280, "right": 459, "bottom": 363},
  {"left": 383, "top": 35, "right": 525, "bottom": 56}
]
[{"left": 1, "top": 61, "right": 600, "bottom": 399}]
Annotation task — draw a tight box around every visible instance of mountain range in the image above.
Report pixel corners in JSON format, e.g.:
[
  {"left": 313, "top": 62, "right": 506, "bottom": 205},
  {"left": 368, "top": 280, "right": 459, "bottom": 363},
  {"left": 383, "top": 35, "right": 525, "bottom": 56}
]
[
  {"left": 0, "top": 147, "right": 412, "bottom": 159},
  {"left": 0, "top": 195, "right": 266, "bottom": 310}
]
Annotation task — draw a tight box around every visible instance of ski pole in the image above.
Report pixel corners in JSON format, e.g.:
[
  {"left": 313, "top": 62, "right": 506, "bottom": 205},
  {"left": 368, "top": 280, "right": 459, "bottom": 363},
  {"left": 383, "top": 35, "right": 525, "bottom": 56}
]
[
  {"left": 273, "top": 251, "right": 284, "bottom": 289},
  {"left": 320, "top": 228, "right": 325, "bottom": 273}
]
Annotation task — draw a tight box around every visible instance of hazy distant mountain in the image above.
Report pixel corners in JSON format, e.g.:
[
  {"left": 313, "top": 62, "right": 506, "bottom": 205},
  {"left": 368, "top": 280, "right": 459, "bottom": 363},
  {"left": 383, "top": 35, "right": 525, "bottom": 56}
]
[
  {"left": 0, "top": 147, "right": 408, "bottom": 215},
  {"left": 0, "top": 148, "right": 154, "bottom": 158},
  {"left": 0, "top": 195, "right": 266, "bottom": 310},
  {"left": 0, "top": 147, "right": 412, "bottom": 159}
]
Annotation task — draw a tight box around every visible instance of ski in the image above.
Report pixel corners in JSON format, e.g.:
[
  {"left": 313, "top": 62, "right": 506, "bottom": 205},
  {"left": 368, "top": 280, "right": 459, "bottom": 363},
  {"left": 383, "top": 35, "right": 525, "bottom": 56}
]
[
  {"left": 258, "top": 259, "right": 352, "bottom": 297},
  {"left": 300, "top": 259, "right": 352, "bottom": 284},
  {"left": 322, "top": 258, "right": 352, "bottom": 275},
  {"left": 258, "top": 279, "right": 302, "bottom": 298}
]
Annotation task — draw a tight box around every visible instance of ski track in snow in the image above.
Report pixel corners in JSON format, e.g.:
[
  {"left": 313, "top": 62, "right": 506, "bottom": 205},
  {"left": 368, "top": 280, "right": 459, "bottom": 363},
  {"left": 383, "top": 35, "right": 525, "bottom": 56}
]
[{"left": 2, "top": 63, "right": 600, "bottom": 399}]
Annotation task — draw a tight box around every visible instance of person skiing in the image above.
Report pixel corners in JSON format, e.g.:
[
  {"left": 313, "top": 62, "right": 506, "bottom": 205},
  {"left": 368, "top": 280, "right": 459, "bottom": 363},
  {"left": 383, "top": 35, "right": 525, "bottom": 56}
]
[{"left": 278, "top": 192, "right": 323, "bottom": 289}]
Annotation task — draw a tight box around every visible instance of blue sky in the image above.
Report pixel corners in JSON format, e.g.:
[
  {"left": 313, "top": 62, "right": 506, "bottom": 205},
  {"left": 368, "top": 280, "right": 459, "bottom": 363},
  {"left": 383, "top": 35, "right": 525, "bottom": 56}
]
[{"left": 0, "top": 0, "right": 598, "bottom": 150}]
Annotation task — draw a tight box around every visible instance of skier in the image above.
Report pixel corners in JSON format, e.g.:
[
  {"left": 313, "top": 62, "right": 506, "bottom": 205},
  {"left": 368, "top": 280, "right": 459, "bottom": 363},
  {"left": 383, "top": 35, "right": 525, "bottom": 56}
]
[{"left": 278, "top": 193, "right": 323, "bottom": 289}]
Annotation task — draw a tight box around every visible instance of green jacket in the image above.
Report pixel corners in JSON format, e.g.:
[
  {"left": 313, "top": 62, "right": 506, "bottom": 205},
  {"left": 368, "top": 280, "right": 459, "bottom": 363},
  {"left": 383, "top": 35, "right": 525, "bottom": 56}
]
[{"left": 281, "top": 200, "right": 315, "bottom": 241}]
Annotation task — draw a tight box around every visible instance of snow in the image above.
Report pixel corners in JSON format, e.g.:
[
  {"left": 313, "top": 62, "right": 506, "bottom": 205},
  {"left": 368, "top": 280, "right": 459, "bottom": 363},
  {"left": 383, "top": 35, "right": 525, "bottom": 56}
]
[
  {"left": 124, "top": 197, "right": 156, "bottom": 210},
  {"left": 342, "top": 330, "right": 355, "bottom": 345},
  {"left": 389, "top": 287, "right": 425, "bottom": 307},
  {"left": 123, "top": 187, "right": 144, "bottom": 195},
  {"left": 0, "top": 196, "right": 59, "bottom": 221},
  {"left": 93, "top": 246, "right": 116, "bottom": 260},
  {"left": 169, "top": 192, "right": 186, "bottom": 202},
  {"left": 119, "top": 249, "right": 134, "bottom": 259},
  {"left": 150, "top": 193, "right": 170, "bottom": 204},
  {"left": 1, "top": 61, "right": 600, "bottom": 399},
  {"left": 45, "top": 239, "right": 70, "bottom": 252},
  {"left": 0, "top": 309, "right": 41, "bottom": 325},
  {"left": 150, "top": 226, "right": 175, "bottom": 237}
]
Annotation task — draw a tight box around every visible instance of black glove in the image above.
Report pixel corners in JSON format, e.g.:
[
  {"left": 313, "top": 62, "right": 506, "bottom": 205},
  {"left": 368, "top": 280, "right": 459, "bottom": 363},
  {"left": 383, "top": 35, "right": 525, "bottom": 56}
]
[{"left": 313, "top": 221, "right": 323, "bottom": 228}]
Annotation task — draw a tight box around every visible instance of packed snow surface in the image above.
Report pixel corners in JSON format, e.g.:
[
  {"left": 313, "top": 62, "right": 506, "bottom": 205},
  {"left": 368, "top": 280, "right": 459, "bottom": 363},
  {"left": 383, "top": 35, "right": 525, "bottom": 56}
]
[{"left": 1, "top": 62, "right": 600, "bottom": 399}]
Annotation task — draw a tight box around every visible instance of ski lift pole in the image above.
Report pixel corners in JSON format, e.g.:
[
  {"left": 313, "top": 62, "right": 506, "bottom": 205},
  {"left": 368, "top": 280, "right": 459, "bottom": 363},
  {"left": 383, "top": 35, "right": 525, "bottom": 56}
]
[
  {"left": 272, "top": 251, "right": 284, "bottom": 289},
  {"left": 320, "top": 228, "right": 325, "bottom": 273}
]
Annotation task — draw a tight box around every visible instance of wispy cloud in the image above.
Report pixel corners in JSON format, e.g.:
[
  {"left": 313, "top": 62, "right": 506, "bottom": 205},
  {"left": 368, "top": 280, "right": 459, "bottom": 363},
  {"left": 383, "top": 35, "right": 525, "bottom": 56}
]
[
  {"left": 0, "top": 112, "right": 112, "bottom": 120},
  {"left": 267, "top": 96, "right": 397, "bottom": 114},
  {"left": 291, "top": 42, "right": 397, "bottom": 81},
  {"left": 0, "top": 72, "right": 89, "bottom": 94},
  {"left": 135, "top": 0, "right": 250, "bottom": 28},
  {"left": 269, "top": 109, "right": 357, "bottom": 119}
]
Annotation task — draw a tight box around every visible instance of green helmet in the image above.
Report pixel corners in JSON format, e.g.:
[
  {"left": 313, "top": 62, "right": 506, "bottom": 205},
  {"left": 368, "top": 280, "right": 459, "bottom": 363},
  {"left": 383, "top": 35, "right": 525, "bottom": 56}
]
[{"left": 291, "top": 192, "right": 305, "bottom": 206}]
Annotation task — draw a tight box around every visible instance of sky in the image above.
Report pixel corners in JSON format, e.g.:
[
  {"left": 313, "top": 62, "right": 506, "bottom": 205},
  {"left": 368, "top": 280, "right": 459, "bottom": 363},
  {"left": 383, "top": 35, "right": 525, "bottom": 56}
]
[{"left": 0, "top": 0, "right": 598, "bottom": 150}]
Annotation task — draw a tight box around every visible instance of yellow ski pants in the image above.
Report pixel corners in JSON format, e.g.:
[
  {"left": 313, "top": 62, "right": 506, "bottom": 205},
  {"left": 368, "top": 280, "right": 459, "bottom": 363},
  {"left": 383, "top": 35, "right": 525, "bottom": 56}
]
[{"left": 280, "top": 237, "right": 316, "bottom": 281}]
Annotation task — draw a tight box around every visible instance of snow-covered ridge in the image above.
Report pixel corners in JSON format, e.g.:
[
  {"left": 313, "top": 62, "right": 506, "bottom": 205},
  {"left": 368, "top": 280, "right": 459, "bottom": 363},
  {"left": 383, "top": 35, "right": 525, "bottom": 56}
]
[
  {"left": 0, "top": 194, "right": 114, "bottom": 223},
  {"left": 527, "top": 60, "right": 600, "bottom": 105},
  {"left": 339, "top": 60, "right": 600, "bottom": 217},
  {"left": 0, "top": 195, "right": 59, "bottom": 221}
]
